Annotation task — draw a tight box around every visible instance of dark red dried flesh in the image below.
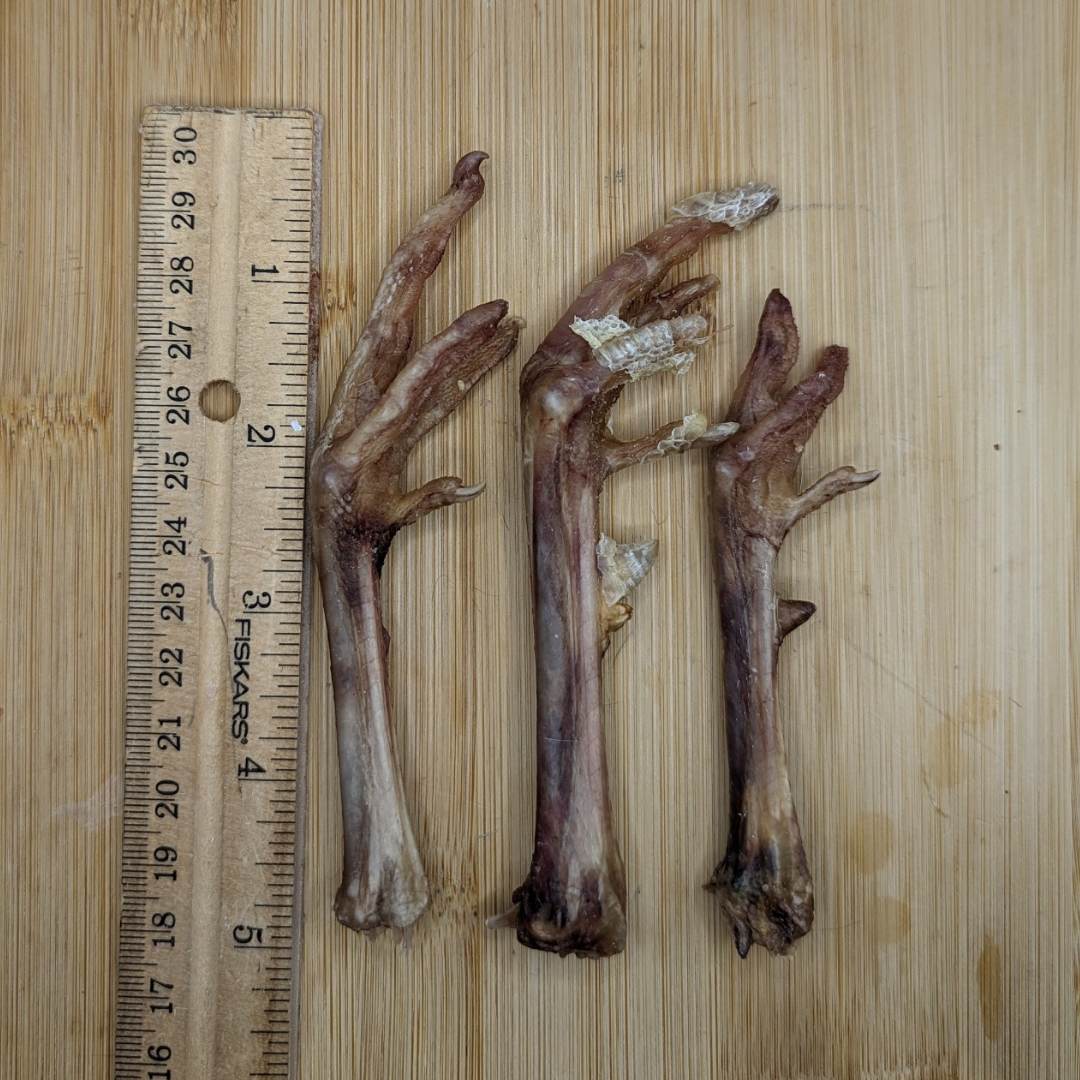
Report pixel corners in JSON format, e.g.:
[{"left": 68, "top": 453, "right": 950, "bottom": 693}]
[
  {"left": 707, "top": 289, "right": 878, "bottom": 956},
  {"left": 493, "top": 183, "right": 780, "bottom": 958},
  {"left": 311, "top": 153, "right": 523, "bottom": 937}
]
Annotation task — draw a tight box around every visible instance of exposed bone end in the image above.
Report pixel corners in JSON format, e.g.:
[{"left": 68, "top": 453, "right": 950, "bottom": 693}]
[
  {"left": 334, "top": 865, "right": 431, "bottom": 939},
  {"left": 334, "top": 828, "right": 431, "bottom": 939},
  {"left": 669, "top": 181, "right": 780, "bottom": 231},
  {"left": 706, "top": 814, "right": 814, "bottom": 957},
  {"left": 493, "top": 866, "right": 627, "bottom": 959}
]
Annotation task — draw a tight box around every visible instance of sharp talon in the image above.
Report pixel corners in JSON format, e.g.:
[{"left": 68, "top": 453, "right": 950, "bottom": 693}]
[
  {"left": 485, "top": 906, "right": 520, "bottom": 930},
  {"left": 455, "top": 481, "right": 486, "bottom": 501}
]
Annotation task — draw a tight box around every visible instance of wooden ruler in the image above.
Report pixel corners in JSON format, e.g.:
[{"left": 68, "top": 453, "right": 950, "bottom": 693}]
[{"left": 116, "top": 107, "right": 321, "bottom": 1080}]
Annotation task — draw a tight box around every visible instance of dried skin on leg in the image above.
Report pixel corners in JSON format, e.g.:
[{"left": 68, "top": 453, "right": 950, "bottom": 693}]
[
  {"left": 311, "top": 154, "right": 523, "bottom": 937},
  {"left": 707, "top": 290, "right": 878, "bottom": 956},
  {"left": 491, "top": 183, "right": 778, "bottom": 958}
]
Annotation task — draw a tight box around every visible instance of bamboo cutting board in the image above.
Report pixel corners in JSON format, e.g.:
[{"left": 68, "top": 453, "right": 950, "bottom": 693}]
[{"left": 1, "top": 1, "right": 1076, "bottom": 1077}]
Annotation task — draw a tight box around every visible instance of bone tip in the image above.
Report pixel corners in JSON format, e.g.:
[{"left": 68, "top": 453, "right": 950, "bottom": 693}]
[{"left": 670, "top": 181, "right": 780, "bottom": 230}]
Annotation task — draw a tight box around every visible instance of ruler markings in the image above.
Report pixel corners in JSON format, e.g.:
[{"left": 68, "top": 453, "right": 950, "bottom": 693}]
[{"left": 119, "top": 107, "right": 319, "bottom": 1080}]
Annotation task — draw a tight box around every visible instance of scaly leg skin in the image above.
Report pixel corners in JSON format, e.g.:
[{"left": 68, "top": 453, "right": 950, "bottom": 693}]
[
  {"left": 311, "top": 153, "right": 523, "bottom": 938},
  {"left": 487, "top": 183, "right": 779, "bottom": 958},
  {"left": 707, "top": 290, "right": 879, "bottom": 956}
]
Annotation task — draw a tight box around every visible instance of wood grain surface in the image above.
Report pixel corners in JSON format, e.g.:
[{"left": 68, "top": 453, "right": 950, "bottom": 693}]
[{"left": 1, "top": 1, "right": 1076, "bottom": 1077}]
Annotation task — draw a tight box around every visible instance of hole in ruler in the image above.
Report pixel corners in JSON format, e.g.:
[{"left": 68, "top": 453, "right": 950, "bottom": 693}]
[{"left": 199, "top": 380, "right": 241, "bottom": 422}]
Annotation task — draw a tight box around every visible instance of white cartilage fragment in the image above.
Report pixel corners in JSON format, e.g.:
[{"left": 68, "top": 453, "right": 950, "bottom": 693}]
[
  {"left": 571, "top": 315, "right": 707, "bottom": 381},
  {"left": 647, "top": 411, "right": 709, "bottom": 459},
  {"left": 669, "top": 182, "right": 779, "bottom": 231},
  {"left": 597, "top": 534, "right": 658, "bottom": 605}
]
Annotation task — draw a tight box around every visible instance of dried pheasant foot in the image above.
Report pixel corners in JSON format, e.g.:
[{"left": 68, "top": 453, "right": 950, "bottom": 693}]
[
  {"left": 707, "top": 290, "right": 878, "bottom": 956},
  {"left": 489, "top": 183, "right": 778, "bottom": 958},
  {"left": 312, "top": 153, "right": 522, "bottom": 937}
]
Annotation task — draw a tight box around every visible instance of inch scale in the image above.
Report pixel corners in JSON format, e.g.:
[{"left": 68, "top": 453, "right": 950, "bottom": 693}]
[{"left": 117, "top": 107, "right": 321, "bottom": 1080}]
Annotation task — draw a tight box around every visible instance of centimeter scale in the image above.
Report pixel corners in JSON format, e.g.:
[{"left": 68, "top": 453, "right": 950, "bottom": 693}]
[{"left": 117, "top": 107, "right": 321, "bottom": 1080}]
